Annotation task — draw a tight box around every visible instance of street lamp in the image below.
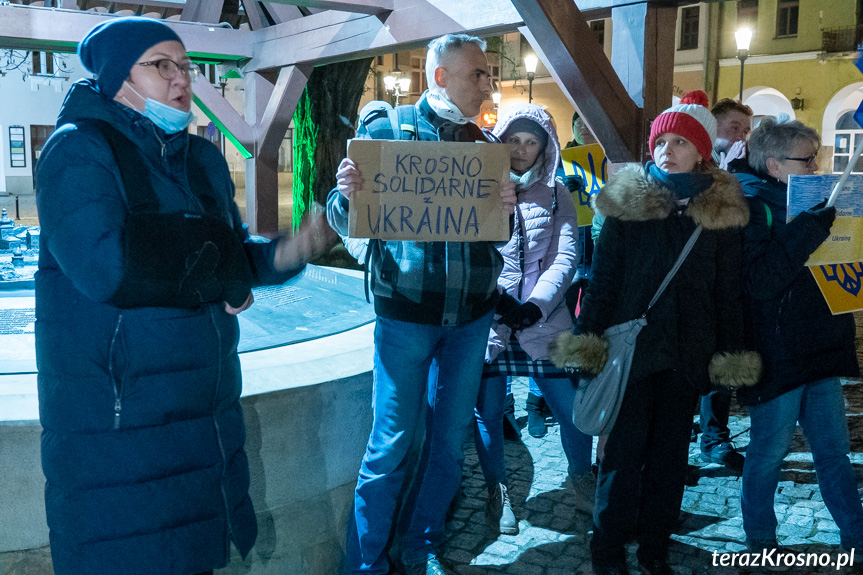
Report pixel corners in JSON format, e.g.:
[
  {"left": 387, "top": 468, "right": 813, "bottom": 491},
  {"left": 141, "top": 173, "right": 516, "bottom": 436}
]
[
  {"left": 735, "top": 27, "right": 753, "bottom": 103},
  {"left": 524, "top": 54, "right": 538, "bottom": 103},
  {"left": 384, "top": 73, "right": 411, "bottom": 106},
  {"left": 384, "top": 53, "right": 412, "bottom": 106}
]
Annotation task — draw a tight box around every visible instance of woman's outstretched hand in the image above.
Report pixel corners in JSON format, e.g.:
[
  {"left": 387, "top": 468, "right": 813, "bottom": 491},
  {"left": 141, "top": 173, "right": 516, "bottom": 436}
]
[{"left": 274, "top": 206, "right": 339, "bottom": 272}]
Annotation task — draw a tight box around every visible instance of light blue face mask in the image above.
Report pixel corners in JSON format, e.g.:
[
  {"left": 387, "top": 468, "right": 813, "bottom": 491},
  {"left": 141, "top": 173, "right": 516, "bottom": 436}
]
[
  {"left": 123, "top": 82, "right": 194, "bottom": 134},
  {"left": 143, "top": 98, "right": 195, "bottom": 134}
]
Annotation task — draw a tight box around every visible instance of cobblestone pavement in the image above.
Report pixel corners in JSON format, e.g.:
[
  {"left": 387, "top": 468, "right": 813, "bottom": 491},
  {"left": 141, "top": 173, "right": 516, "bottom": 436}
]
[{"left": 438, "top": 377, "right": 863, "bottom": 575}]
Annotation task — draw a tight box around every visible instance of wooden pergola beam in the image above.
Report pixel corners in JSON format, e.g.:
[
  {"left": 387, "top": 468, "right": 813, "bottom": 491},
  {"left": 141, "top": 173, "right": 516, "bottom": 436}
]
[
  {"left": 191, "top": 79, "right": 255, "bottom": 155},
  {"left": 243, "top": 65, "right": 314, "bottom": 235},
  {"left": 245, "top": 0, "right": 522, "bottom": 72},
  {"left": 180, "top": 0, "right": 226, "bottom": 24},
  {"left": 240, "top": 0, "right": 266, "bottom": 30},
  {"left": 513, "top": 0, "right": 641, "bottom": 162},
  {"left": 610, "top": 3, "right": 677, "bottom": 125},
  {"left": 264, "top": 0, "right": 393, "bottom": 16},
  {"left": 261, "top": 2, "right": 305, "bottom": 23},
  {"left": 0, "top": 5, "right": 251, "bottom": 59}
]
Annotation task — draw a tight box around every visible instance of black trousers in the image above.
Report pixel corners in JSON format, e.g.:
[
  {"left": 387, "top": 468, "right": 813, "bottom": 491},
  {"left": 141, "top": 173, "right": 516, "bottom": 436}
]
[
  {"left": 699, "top": 389, "right": 732, "bottom": 450},
  {"left": 590, "top": 370, "right": 698, "bottom": 565}
]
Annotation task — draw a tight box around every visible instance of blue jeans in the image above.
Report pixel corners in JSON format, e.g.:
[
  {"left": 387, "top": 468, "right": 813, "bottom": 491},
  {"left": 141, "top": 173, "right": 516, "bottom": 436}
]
[
  {"left": 742, "top": 377, "right": 863, "bottom": 550},
  {"left": 474, "top": 375, "right": 592, "bottom": 486},
  {"left": 346, "top": 312, "right": 492, "bottom": 574},
  {"left": 699, "top": 389, "right": 732, "bottom": 450}
]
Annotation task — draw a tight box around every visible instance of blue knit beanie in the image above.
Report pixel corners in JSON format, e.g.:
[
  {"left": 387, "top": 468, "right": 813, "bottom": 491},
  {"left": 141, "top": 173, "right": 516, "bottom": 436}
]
[{"left": 78, "top": 17, "right": 183, "bottom": 98}]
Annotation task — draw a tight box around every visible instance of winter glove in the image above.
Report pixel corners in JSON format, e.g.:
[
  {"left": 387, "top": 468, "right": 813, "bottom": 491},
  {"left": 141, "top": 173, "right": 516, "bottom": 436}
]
[
  {"left": 805, "top": 201, "right": 836, "bottom": 231},
  {"left": 496, "top": 293, "right": 521, "bottom": 317},
  {"left": 500, "top": 302, "right": 543, "bottom": 330},
  {"left": 557, "top": 174, "right": 585, "bottom": 194},
  {"left": 548, "top": 331, "right": 609, "bottom": 377},
  {"left": 108, "top": 212, "right": 253, "bottom": 309}
]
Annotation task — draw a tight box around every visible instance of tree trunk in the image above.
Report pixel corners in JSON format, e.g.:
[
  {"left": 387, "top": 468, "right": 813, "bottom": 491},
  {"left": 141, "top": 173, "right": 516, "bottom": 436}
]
[{"left": 292, "top": 58, "right": 372, "bottom": 228}]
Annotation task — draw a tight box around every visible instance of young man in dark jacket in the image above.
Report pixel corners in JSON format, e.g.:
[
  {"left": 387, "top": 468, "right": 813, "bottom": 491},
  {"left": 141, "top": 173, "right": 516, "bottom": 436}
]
[
  {"left": 327, "top": 34, "right": 516, "bottom": 575},
  {"left": 737, "top": 117, "right": 863, "bottom": 554}
]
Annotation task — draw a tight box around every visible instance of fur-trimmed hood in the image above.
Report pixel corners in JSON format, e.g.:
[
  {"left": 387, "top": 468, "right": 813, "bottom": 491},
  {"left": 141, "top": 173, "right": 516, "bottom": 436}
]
[{"left": 593, "top": 164, "right": 749, "bottom": 230}]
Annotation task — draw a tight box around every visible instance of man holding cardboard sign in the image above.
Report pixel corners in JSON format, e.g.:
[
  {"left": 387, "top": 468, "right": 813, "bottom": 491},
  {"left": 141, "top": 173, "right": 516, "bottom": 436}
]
[{"left": 327, "top": 33, "right": 516, "bottom": 575}]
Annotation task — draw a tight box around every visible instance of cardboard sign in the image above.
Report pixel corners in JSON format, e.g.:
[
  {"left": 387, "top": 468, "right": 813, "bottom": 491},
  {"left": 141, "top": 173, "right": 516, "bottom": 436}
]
[
  {"left": 347, "top": 139, "right": 511, "bottom": 242},
  {"left": 810, "top": 263, "right": 863, "bottom": 314},
  {"left": 788, "top": 174, "right": 863, "bottom": 265},
  {"left": 560, "top": 143, "right": 608, "bottom": 227}
]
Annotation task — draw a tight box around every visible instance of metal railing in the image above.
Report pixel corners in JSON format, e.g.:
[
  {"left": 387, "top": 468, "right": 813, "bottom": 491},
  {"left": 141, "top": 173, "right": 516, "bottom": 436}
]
[{"left": 822, "top": 25, "right": 863, "bottom": 53}]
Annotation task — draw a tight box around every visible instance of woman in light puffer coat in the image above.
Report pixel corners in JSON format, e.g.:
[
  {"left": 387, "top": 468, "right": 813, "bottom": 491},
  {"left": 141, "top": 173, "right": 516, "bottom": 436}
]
[{"left": 473, "top": 104, "right": 593, "bottom": 536}]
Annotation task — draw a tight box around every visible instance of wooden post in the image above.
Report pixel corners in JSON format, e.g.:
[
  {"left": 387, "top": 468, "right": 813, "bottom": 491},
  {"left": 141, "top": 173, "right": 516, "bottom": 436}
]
[
  {"left": 513, "top": 0, "right": 641, "bottom": 162},
  {"left": 243, "top": 66, "right": 312, "bottom": 237},
  {"left": 610, "top": 2, "right": 677, "bottom": 160}
]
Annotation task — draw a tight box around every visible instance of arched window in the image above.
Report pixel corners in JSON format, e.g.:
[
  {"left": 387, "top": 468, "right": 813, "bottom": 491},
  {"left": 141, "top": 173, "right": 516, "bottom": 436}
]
[{"left": 833, "top": 110, "right": 863, "bottom": 174}]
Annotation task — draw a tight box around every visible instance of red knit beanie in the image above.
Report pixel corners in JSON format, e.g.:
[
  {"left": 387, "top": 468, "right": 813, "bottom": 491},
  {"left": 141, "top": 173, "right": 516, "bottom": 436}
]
[{"left": 649, "top": 90, "right": 717, "bottom": 162}]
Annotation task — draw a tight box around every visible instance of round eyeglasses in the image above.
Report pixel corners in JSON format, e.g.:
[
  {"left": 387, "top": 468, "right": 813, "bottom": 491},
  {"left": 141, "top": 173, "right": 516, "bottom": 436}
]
[{"left": 137, "top": 59, "right": 199, "bottom": 82}]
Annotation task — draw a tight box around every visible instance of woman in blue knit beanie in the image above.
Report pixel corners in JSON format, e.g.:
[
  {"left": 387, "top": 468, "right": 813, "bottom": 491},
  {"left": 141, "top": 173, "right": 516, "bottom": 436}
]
[{"left": 36, "top": 17, "right": 333, "bottom": 575}]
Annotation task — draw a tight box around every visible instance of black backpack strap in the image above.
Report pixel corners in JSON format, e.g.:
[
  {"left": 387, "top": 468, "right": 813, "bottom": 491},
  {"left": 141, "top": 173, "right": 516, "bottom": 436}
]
[
  {"left": 81, "top": 119, "right": 159, "bottom": 214},
  {"left": 185, "top": 140, "right": 222, "bottom": 217},
  {"left": 363, "top": 239, "right": 375, "bottom": 303},
  {"left": 86, "top": 120, "right": 220, "bottom": 218}
]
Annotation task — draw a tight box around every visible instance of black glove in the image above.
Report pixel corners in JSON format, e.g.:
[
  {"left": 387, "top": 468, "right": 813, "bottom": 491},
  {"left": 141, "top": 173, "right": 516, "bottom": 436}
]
[
  {"left": 805, "top": 202, "right": 836, "bottom": 231},
  {"left": 560, "top": 174, "right": 585, "bottom": 194},
  {"left": 500, "top": 302, "right": 542, "bottom": 330},
  {"left": 496, "top": 293, "right": 521, "bottom": 317},
  {"left": 109, "top": 212, "right": 253, "bottom": 309}
]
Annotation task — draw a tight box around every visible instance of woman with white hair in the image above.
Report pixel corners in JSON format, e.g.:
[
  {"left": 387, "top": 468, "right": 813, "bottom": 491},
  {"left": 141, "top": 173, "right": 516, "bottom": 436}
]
[{"left": 736, "top": 117, "right": 863, "bottom": 556}]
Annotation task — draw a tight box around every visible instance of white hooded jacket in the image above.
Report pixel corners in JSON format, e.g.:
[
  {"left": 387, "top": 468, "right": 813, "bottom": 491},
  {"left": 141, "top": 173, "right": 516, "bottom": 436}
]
[{"left": 486, "top": 103, "right": 578, "bottom": 363}]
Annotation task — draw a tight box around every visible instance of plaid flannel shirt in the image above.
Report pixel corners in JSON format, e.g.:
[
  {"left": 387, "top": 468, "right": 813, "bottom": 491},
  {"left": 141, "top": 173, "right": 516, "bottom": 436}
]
[{"left": 327, "top": 92, "right": 503, "bottom": 326}]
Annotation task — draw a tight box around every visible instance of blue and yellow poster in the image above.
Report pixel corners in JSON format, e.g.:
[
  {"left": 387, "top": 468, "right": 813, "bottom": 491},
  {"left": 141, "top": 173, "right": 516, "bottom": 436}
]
[
  {"left": 810, "top": 263, "right": 863, "bottom": 314},
  {"left": 560, "top": 143, "right": 607, "bottom": 227},
  {"left": 788, "top": 174, "right": 863, "bottom": 265}
]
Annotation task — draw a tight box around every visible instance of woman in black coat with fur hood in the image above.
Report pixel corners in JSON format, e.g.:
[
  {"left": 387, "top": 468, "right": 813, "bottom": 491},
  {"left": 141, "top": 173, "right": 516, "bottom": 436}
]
[{"left": 550, "top": 92, "right": 761, "bottom": 575}]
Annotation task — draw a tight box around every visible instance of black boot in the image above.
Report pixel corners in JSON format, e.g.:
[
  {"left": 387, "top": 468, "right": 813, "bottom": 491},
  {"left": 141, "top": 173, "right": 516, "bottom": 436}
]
[
  {"left": 502, "top": 393, "right": 520, "bottom": 441},
  {"left": 525, "top": 393, "right": 546, "bottom": 438}
]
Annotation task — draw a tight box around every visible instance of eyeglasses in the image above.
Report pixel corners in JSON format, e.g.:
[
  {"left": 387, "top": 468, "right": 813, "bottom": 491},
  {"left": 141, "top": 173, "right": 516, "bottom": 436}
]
[
  {"left": 137, "top": 59, "right": 199, "bottom": 82},
  {"left": 784, "top": 154, "right": 818, "bottom": 166}
]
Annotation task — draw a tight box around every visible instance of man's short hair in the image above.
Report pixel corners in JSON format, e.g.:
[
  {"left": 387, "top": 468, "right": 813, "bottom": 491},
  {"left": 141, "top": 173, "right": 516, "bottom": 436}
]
[
  {"left": 747, "top": 116, "right": 819, "bottom": 174},
  {"left": 425, "top": 34, "right": 487, "bottom": 90},
  {"left": 711, "top": 98, "right": 753, "bottom": 119}
]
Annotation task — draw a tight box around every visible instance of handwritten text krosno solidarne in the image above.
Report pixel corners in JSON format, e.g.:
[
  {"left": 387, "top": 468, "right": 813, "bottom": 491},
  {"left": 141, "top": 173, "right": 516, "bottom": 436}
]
[{"left": 367, "top": 153, "right": 498, "bottom": 237}]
